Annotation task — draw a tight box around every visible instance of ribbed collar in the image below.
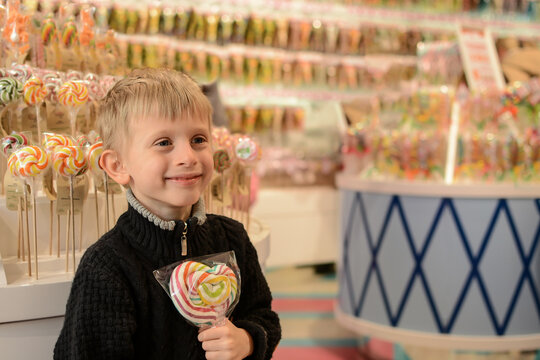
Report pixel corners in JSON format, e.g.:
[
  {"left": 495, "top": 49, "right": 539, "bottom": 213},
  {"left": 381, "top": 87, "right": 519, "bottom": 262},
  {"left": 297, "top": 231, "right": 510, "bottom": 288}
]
[
  {"left": 126, "top": 189, "right": 207, "bottom": 230},
  {"left": 117, "top": 189, "right": 208, "bottom": 265}
]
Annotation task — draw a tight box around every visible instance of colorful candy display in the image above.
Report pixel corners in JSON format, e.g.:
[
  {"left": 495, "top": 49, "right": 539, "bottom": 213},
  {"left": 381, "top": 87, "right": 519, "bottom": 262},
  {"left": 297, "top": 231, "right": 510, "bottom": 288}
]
[
  {"left": 169, "top": 261, "right": 238, "bottom": 327},
  {"left": 53, "top": 146, "right": 88, "bottom": 177},
  {"left": 57, "top": 81, "right": 89, "bottom": 107},
  {"left": 8, "top": 145, "right": 49, "bottom": 177},
  {"left": 23, "top": 76, "right": 47, "bottom": 105}
]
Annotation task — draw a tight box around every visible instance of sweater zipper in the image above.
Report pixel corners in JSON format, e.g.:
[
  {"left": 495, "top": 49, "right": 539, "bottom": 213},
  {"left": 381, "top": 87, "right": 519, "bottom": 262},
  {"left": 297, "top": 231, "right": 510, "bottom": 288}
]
[{"left": 180, "top": 221, "right": 188, "bottom": 256}]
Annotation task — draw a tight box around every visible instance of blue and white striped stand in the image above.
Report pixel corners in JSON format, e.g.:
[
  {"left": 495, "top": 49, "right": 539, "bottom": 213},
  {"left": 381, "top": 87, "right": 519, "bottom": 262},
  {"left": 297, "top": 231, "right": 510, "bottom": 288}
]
[{"left": 335, "top": 176, "right": 540, "bottom": 359}]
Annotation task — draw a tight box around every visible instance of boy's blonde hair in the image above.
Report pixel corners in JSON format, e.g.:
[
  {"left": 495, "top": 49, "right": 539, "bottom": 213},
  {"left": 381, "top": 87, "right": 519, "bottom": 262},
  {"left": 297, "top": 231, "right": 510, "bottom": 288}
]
[{"left": 98, "top": 68, "right": 213, "bottom": 150}]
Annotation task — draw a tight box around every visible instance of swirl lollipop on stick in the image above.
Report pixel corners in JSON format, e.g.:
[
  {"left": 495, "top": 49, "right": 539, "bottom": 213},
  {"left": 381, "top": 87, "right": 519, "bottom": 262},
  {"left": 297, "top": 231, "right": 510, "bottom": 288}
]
[
  {"left": 169, "top": 260, "right": 239, "bottom": 328},
  {"left": 53, "top": 145, "right": 88, "bottom": 272},
  {"left": 8, "top": 145, "right": 50, "bottom": 279},
  {"left": 23, "top": 76, "right": 48, "bottom": 143},
  {"left": 233, "top": 136, "right": 261, "bottom": 230},
  {"left": 2, "top": 132, "right": 29, "bottom": 256},
  {"left": 0, "top": 77, "right": 23, "bottom": 134},
  {"left": 57, "top": 81, "right": 89, "bottom": 137}
]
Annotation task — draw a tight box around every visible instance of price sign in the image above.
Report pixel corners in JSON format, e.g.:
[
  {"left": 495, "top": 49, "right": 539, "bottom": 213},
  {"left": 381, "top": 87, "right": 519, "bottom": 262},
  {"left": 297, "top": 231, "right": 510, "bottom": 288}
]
[{"left": 457, "top": 25, "right": 505, "bottom": 92}]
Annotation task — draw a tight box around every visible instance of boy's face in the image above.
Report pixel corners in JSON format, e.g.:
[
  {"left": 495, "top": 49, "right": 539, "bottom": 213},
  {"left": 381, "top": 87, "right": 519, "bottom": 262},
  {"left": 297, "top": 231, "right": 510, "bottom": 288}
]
[{"left": 119, "top": 114, "right": 213, "bottom": 221}]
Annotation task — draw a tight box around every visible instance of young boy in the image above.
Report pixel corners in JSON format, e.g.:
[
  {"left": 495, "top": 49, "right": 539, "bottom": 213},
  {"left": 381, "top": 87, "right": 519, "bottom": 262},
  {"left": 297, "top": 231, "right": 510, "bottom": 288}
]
[{"left": 54, "top": 68, "right": 281, "bottom": 359}]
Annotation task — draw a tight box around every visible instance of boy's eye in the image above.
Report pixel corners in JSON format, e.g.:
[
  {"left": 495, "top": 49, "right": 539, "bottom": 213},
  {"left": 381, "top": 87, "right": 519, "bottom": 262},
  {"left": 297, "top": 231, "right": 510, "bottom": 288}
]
[
  {"left": 192, "top": 136, "right": 207, "bottom": 145},
  {"left": 155, "top": 139, "right": 172, "bottom": 147}
]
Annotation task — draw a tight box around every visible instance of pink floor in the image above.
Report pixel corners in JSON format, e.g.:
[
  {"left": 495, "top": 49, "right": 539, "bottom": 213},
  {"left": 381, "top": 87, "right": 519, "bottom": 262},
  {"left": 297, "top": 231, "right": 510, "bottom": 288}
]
[{"left": 273, "top": 346, "right": 365, "bottom": 360}]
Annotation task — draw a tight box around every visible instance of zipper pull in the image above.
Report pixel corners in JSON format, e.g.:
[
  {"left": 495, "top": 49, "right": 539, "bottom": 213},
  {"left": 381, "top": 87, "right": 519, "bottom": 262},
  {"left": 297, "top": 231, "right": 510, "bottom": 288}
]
[{"left": 181, "top": 221, "right": 188, "bottom": 256}]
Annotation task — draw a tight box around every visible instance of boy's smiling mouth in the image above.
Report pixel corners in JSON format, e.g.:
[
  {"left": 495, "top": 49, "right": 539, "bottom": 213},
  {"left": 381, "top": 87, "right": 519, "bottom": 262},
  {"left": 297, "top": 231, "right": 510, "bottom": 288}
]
[{"left": 166, "top": 174, "right": 202, "bottom": 184}]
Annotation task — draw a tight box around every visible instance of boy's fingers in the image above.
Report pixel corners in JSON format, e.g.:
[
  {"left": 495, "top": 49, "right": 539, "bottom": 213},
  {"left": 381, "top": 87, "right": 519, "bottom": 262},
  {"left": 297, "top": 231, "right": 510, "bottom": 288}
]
[{"left": 198, "top": 327, "right": 223, "bottom": 342}]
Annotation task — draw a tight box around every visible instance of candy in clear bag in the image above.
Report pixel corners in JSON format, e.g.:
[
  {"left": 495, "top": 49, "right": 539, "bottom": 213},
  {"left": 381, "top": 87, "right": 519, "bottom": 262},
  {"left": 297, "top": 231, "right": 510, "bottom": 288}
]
[{"left": 153, "top": 250, "right": 241, "bottom": 329}]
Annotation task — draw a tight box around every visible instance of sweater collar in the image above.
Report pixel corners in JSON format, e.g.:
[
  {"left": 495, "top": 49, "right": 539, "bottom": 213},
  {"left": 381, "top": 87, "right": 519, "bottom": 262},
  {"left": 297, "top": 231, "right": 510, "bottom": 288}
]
[{"left": 126, "top": 189, "right": 207, "bottom": 230}]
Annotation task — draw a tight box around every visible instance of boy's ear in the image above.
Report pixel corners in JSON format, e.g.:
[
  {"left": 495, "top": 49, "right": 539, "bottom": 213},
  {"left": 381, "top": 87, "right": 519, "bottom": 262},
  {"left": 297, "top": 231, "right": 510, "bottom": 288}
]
[{"left": 99, "top": 149, "right": 130, "bottom": 186}]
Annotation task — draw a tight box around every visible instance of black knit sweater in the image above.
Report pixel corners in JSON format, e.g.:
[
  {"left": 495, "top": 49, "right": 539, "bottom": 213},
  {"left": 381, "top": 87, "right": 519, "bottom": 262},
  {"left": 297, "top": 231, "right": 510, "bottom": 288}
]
[{"left": 54, "top": 195, "right": 281, "bottom": 360}]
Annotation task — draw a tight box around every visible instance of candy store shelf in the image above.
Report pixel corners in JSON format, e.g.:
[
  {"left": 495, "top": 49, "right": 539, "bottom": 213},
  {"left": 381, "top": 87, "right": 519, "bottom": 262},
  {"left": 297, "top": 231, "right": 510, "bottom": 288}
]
[{"left": 336, "top": 173, "right": 540, "bottom": 198}]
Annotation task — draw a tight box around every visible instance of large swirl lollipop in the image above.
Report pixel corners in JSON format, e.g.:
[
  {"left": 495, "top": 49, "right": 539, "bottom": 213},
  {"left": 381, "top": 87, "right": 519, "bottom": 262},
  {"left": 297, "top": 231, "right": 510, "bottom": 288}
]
[
  {"left": 24, "top": 76, "right": 48, "bottom": 142},
  {"left": 53, "top": 145, "right": 88, "bottom": 272},
  {"left": 8, "top": 145, "right": 50, "bottom": 279},
  {"left": 57, "top": 81, "right": 89, "bottom": 137},
  {"left": 169, "top": 261, "right": 239, "bottom": 328}
]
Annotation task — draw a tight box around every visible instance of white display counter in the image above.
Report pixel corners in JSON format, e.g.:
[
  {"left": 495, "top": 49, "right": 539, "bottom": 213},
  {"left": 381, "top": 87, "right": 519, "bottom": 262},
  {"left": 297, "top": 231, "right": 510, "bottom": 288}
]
[
  {"left": 251, "top": 186, "right": 340, "bottom": 268},
  {"left": 0, "top": 193, "right": 270, "bottom": 360},
  {"left": 335, "top": 173, "right": 540, "bottom": 359}
]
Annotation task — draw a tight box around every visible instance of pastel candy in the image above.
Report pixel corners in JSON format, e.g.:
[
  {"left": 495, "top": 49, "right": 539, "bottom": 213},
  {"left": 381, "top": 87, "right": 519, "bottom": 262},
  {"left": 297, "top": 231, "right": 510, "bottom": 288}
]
[
  {"left": 169, "top": 261, "right": 238, "bottom": 327},
  {"left": 23, "top": 76, "right": 47, "bottom": 105},
  {"left": 10, "top": 145, "right": 49, "bottom": 177},
  {"left": 87, "top": 141, "right": 103, "bottom": 171},
  {"left": 235, "top": 136, "right": 260, "bottom": 162},
  {"left": 2, "top": 132, "right": 29, "bottom": 156},
  {"left": 53, "top": 146, "right": 88, "bottom": 177},
  {"left": 0, "top": 77, "right": 23, "bottom": 105},
  {"left": 58, "top": 81, "right": 89, "bottom": 107}
]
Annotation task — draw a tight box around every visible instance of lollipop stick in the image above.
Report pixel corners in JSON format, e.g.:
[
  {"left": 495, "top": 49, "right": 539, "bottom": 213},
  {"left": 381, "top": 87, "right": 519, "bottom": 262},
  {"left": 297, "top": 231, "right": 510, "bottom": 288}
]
[
  {"left": 23, "top": 184, "right": 31, "bottom": 277},
  {"left": 49, "top": 200, "right": 53, "bottom": 256},
  {"left": 31, "top": 180, "right": 39, "bottom": 280},
  {"left": 69, "top": 109, "right": 77, "bottom": 138},
  {"left": 35, "top": 104, "right": 42, "bottom": 145},
  {"left": 79, "top": 211, "right": 83, "bottom": 252},
  {"left": 70, "top": 177, "right": 76, "bottom": 272},
  {"left": 246, "top": 171, "right": 252, "bottom": 233},
  {"left": 111, "top": 193, "right": 116, "bottom": 223},
  {"left": 104, "top": 173, "right": 110, "bottom": 231},
  {"left": 65, "top": 209, "right": 70, "bottom": 272},
  {"left": 94, "top": 183, "right": 100, "bottom": 237},
  {"left": 18, "top": 198, "right": 23, "bottom": 259},
  {"left": 57, "top": 213, "right": 61, "bottom": 258}
]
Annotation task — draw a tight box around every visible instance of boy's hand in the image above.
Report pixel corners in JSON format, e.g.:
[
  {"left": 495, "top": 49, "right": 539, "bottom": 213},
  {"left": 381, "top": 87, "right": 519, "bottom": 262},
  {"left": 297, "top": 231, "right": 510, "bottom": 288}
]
[{"left": 198, "top": 319, "right": 254, "bottom": 360}]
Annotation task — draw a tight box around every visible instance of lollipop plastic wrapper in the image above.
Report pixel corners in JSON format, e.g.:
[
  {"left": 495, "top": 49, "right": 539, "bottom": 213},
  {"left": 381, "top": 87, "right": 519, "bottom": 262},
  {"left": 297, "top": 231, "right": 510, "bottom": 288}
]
[{"left": 154, "top": 251, "right": 241, "bottom": 329}]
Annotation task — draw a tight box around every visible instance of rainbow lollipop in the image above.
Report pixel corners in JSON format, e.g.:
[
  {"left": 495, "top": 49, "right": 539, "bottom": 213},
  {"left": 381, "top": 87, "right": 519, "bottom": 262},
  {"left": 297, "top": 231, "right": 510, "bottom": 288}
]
[{"left": 169, "top": 261, "right": 239, "bottom": 328}]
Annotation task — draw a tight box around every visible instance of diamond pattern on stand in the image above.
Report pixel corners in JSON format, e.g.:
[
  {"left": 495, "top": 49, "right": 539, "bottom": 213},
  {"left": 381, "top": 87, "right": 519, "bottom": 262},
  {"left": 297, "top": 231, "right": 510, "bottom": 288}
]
[{"left": 341, "top": 192, "right": 540, "bottom": 336}]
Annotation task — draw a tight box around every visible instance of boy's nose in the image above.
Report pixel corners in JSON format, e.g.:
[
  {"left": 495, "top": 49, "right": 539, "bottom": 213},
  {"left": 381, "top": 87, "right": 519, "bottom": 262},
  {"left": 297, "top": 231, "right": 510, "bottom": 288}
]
[{"left": 175, "top": 142, "right": 197, "bottom": 166}]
